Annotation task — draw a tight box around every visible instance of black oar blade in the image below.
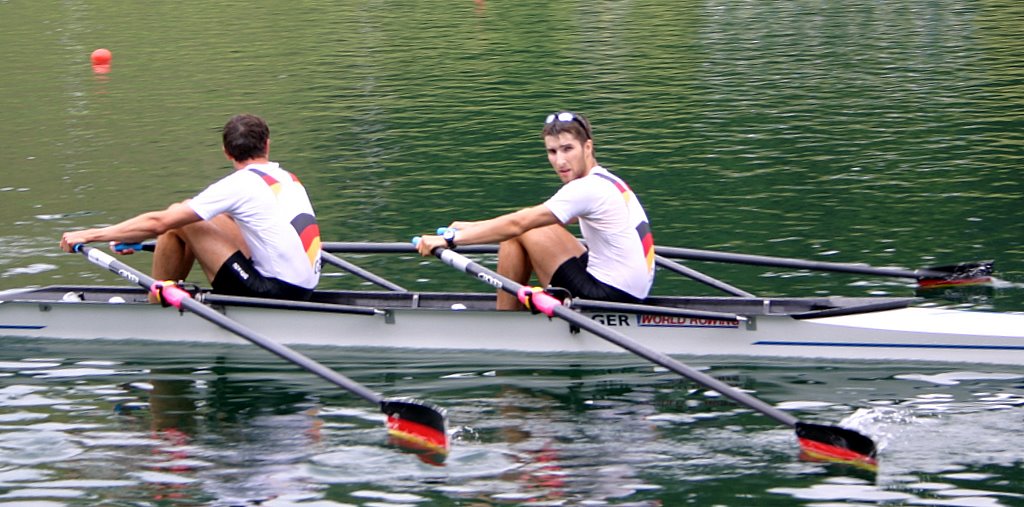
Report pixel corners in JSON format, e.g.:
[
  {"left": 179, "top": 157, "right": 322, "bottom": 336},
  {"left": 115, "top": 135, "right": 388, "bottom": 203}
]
[
  {"left": 381, "top": 398, "right": 449, "bottom": 460},
  {"left": 795, "top": 422, "right": 877, "bottom": 471},
  {"left": 918, "top": 260, "right": 993, "bottom": 289}
]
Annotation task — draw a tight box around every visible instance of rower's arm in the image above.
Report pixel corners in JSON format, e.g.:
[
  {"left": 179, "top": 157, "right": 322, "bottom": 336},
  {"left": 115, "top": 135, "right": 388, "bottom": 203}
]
[
  {"left": 415, "top": 205, "right": 560, "bottom": 256},
  {"left": 60, "top": 201, "right": 202, "bottom": 251},
  {"left": 453, "top": 205, "right": 559, "bottom": 245}
]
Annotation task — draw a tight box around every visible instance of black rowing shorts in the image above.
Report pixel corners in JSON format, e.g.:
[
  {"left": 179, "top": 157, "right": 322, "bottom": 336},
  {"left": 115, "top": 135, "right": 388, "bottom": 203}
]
[
  {"left": 549, "top": 252, "right": 642, "bottom": 303},
  {"left": 212, "top": 251, "right": 314, "bottom": 301}
]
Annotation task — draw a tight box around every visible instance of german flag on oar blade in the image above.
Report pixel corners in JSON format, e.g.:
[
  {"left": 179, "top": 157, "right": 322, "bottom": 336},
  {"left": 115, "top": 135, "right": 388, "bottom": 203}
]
[
  {"left": 917, "top": 260, "right": 993, "bottom": 289},
  {"left": 795, "top": 422, "right": 878, "bottom": 472},
  {"left": 381, "top": 398, "right": 449, "bottom": 462}
]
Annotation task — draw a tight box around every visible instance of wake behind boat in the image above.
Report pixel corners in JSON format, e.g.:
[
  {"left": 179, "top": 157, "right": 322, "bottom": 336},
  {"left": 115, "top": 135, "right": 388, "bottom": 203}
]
[{"left": 2, "top": 281, "right": 1022, "bottom": 365}]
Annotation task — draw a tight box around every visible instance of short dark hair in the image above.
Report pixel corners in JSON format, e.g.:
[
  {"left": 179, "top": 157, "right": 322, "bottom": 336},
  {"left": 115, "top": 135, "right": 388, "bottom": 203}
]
[
  {"left": 222, "top": 114, "right": 269, "bottom": 161},
  {"left": 541, "top": 111, "right": 592, "bottom": 143}
]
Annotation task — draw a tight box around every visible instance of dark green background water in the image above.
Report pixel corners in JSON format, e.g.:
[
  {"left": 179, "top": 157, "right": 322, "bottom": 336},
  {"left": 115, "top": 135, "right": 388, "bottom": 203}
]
[{"left": 1, "top": 1, "right": 1022, "bottom": 505}]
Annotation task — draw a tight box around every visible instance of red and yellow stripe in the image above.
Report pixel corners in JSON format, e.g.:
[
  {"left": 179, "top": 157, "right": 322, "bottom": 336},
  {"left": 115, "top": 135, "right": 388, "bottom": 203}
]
[
  {"left": 595, "top": 172, "right": 653, "bottom": 273},
  {"left": 636, "top": 221, "right": 654, "bottom": 273},
  {"left": 250, "top": 168, "right": 321, "bottom": 269},
  {"left": 291, "top": 213, "right": 321, "bottom": 268}
]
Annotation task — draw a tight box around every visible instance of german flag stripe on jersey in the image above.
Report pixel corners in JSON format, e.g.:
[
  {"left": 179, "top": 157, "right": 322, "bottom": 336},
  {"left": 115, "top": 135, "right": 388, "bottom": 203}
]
[
  {"left": 595, "top": 172, "right": 651, "bottom": 272},
  {"left": 291, "top": 213, "right": 321, "bottom": 268},
  {"left": 636, "top": 221, "right": 654, "bottom": 273},
  {"left": 248, "top": 167, "right": 321, "bottom": 269},
  {"left": 594, "top": 172, "right": 633, "bottom": 203},
  {"left": 248, "top": 168, "right": 283, "bottom": 196}
]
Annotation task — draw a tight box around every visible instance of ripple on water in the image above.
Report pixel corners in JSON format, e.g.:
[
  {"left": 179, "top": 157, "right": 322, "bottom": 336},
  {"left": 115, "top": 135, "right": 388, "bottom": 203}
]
[
  {"left": 0, "top": 412, "right": 48, "bottom": 423},
  {"left": 0, "top": 488, "right": 85, "bottom": 500},
  {"left": 0, "top": 263, "right": 57, "bottom": 277},
  {"left": 0, "top": 362, "right": 61, "bottom": 371},
  {"left": 0, "top": 386, "right": 68, "bottom": 408},
  {"left": 894, "top": 371, "right": 1024, "bottom": 386},
  {"left": 0, "top": 431, "right": 83, "bottom": 465},
  {"left": 29, "top": 368, "right": 124, "bottom": 379},
  {"left": 769, "top": 477, "right": 916, "bottom": 503},
  {"left": 308, "top": 444, "right": 520, "bottom": 484}
]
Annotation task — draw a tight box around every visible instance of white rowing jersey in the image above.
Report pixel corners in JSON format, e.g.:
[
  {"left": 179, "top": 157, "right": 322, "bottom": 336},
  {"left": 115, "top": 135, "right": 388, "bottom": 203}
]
[
  {"left": 188, "top": 162, "right": 322, "bottom": 289},
  {"left": 544, "top": 165, "right": 654, "bottom": 299}
]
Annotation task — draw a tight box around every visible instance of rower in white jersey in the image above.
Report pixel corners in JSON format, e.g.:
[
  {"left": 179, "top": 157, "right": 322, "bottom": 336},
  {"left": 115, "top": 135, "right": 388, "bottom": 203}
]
[
  {"left": 416, "top": 111, "right": 654, "bottom": 310},
  {"left": 61, "top": 114, "right": 321, "bottom": 301}
]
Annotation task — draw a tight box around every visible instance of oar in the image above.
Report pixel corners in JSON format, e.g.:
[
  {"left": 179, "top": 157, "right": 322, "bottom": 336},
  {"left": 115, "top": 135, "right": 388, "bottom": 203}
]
[
  {"left": 114, "top": 243, "right": 408, "bottom": 292},
  {"left": 654, "top": 255, "right": 755, "bottom": 297},
  {"left": 320, "top": 251, "right": 407, "bottom": 292},
  {"left": 414, "top": 239, "right": 877, "bottom": 469},
  {"left": 200, "top": 293, "right": 383, "bottom": 315},
  {"left": 323, "top": 241, "right": 993, "bottom": 287},
  {"left": 323, "top": 241, "right": 499, "bottom": 255},
  {"left": 655, "top": 245, "right": 993, "bottom": 286},
  {"left": 74, "top": 244, "right": 449, "bottom": 457}
]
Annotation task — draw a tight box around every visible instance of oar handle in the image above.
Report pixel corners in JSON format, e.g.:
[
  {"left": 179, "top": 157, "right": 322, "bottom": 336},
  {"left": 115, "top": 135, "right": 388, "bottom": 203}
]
[{"left": 111, "top": 242, "right": 155, "bottom": 253}]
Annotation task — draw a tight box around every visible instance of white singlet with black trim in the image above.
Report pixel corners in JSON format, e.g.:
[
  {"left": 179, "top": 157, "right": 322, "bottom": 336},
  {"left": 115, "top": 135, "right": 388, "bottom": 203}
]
[
  {"left": 543, "top": 165, "right": 654, "bottom": 299},
  {"left": 188, "top": 162, "right": 321, "bottom": 290}
]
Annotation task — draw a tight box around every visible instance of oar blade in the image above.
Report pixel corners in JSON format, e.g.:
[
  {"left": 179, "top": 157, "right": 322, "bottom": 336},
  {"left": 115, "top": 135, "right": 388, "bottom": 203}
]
[
  {"left": 795, "top": 422, "right": 877, "bottom": 471},
  {"left": 918, "top": 260, "right": 993, "bottom": 288},
  {"left": 381, "top": 398, "right": 449, "bottom": 460}
]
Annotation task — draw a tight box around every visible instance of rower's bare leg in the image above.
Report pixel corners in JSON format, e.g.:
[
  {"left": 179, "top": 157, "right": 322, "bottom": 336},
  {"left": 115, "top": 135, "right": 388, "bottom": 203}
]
[
  {"left": 152, "top": 230, "right": 194, "bottom": 281},
  {"left": 496, "top": 224, "right": 585, "bottom": 310},
  {"left": 149, "top": 214, "right": 248, "bottom": 303},
  {"left": 149, "top": 230, "right": 195, "bottom": 303},
  {"left": 496, "top": 237, "right": 532, "bottom": 310},
  {"left": 176, "top": 214, "right": 249, "bottom": 281}
]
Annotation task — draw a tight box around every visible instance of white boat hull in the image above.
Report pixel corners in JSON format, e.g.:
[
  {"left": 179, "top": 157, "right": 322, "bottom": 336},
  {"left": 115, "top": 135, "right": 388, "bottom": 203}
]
[{"left": 2, "top": 286, "right": 1022, "bottom": 365}]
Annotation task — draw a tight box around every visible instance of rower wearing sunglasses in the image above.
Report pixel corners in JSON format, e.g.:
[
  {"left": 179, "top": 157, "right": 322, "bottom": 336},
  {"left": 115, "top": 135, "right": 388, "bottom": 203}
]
[{"left": 416, "top": 111, "right": 654, "bottom": 309}]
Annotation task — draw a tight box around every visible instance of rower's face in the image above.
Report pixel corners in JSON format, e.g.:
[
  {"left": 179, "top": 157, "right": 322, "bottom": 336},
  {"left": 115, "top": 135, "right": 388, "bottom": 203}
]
[{"left": 545, "top": 132, "right": 592, "bottom": 183}]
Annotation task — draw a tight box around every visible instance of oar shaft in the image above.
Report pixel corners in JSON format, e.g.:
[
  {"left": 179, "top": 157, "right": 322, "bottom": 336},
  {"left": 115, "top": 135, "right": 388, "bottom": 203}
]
[
  {"left": 177, "top": 296, "right": 383, "bottom": 404},
  {"left": 554, "top": 303, "right": 797, "bottom": 426},
  {"left": 77, "top": 245, "right": 384, "bottom": 405},
  {"left": 321, "top": 251, "right": 407, "bottom": 292},
  {"left": 432, "top": 247, "right": 798, "bottom": 428},
  {"left": 654, "top": 255, "right": 755, "bottom": 297},
  {"left": 655, "top": 245, "right": 931, "bottom": 279},
  {"left": 324, "top": 241, "right": 986, "bottom": 284},
  {"left": 323, "top": 242, "right": 498, "bottom": 255},
  {"left": 200, "top": 293, "right": 382, "bottom": 315}
]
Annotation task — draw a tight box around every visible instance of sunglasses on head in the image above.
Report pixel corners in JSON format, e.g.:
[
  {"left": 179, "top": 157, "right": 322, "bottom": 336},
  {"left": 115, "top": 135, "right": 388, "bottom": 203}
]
[{"left": 545, "top": 111, "right": 591, "bottom": 139}]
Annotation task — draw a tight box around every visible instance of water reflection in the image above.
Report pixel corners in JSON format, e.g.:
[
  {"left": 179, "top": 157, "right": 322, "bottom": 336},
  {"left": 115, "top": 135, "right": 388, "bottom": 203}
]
[{"left": 0, "top": 341, "right": 1020, "bottom": 504}]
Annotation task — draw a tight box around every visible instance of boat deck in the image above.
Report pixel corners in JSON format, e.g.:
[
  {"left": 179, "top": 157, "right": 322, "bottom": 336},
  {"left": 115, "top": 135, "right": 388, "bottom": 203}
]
[{"left": 2, "top": 284, "right": 918, "bottom": 319}]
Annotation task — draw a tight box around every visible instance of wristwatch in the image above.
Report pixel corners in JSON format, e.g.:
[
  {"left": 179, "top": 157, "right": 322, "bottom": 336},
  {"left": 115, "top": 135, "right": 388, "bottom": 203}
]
[{"left": 442, "top": 228, "right": 457, "bottom": 250}]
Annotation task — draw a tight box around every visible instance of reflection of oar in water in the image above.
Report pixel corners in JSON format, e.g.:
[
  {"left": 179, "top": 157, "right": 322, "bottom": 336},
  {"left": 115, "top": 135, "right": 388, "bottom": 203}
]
[
  {"left": 75, "top": 244, "right": 449, "bottom": 458},
  {"left": 654, "top": 245, "right": 993, "bottom": 287},
  {"left": 414, "top": 238, "right": 878, "bottom": 470}
]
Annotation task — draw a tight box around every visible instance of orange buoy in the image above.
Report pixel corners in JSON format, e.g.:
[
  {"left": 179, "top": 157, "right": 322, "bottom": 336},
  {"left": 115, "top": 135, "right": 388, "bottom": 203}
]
[{"left": 90, "top": 48, "right": 112, "bottom": 66}]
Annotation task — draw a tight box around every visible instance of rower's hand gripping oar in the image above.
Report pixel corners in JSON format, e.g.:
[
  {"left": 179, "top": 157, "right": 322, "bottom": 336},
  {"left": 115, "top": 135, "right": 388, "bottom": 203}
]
[
  {"left": 73, "top": 244, "right": 449, "bottom": 458},
  {"left": 413, "top": 237, "right": 877, "bottom": 469}
]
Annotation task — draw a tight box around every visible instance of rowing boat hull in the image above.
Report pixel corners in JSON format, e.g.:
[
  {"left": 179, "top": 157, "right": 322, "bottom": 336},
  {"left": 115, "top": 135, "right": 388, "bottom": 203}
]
[{"left": 2, "top": 286, "right": 1022, "bottom": 365}]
